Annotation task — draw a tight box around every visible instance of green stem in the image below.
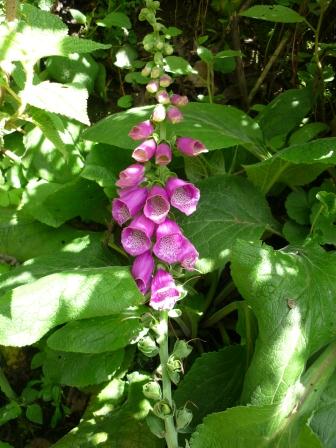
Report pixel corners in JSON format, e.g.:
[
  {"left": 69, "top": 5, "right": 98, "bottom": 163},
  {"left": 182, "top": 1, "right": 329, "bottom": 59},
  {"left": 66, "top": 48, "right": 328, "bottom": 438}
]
[
  {"left": 202, "top": 301, "right": 238, "bottom": 328},
  {"left": 0, "top": 366, "right": 17, "bottom": 401},
  {"left": 206, "top": 63, "right": 213, "bottom": 104},
  {"left": 157, "top": 311, "right": 179, "bottom": 448},
  {"left": 213, "top": 280, "right": 236, "bottom": 307}
]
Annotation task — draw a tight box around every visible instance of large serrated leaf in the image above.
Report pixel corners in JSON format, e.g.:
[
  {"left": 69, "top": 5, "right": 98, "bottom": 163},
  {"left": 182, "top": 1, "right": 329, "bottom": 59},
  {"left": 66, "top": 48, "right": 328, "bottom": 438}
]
[
  {"left": 23, "top": 82, "right": 90, "bottom": 125},
  {"left": 0, "top": 266, "right": 143, "bottom": 346},
  {"left": 231, "top": 241, "right": 336, "bottom": 406},
  {"left": 83, "top": 103, "right": 263, "bottom": 151},
  {"left": 177, "top": 175, "right": 277, "bottom": 273},
  {"left": 174, "top": 346, "right": 246, "bottom": 426},
  {"left": 47, "top": 314, "right": 144, "bottom": 353},
  {"left": 53, "top": 373, "right": 164, "bottom": 447},
  {"left": 43, "top": 348, "right": 125, "bottom": 387},
  {"left": 190, "top": 405, "right": 322, "bottom": 448}
]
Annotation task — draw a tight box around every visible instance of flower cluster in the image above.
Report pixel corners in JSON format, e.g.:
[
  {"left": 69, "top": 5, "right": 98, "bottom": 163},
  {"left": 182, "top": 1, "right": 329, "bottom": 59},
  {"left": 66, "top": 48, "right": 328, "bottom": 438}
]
[{"left": 112, "top": 59, "right": 207, "bottom": 312}]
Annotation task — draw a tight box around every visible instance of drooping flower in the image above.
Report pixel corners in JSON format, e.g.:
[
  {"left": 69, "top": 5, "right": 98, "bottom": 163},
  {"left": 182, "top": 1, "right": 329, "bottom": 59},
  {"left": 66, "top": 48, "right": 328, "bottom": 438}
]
[
  {"left": 132, "top": 251, "right": 155, "bottom": 294},
  {"left": 132, "top": 139, "right": 157, "bottom": 163},
  {"left": 176, "top": 137, "right": 208, "bottom": 156},
  {"left": 149, "top": 268, "right": 180, "bottom": 310},
  {"left": 167, "top": 106, "right": 183, "bottom": 124},
  {"left": 156, "top": 90, "right": 170, "bottom": 105},
  {"left": 112, "top": 187, "right": 148, "bottom": 226},
  {"left": 115, "top": 164, "right": 145, "bottom": 188},
  {"left": 155, "top": 143, "right": 172, "bottom": 165},
  {"left": 152, "top": 104, "right": 166, "bottom": 123},
  {"left": 170, "top": 94, "right": 189, "bottom": 107},
  {"left": 179, "top": 239, "right": 199, "bottom": 271},
  {"left": 153, "top": 218, "right": 186, "bottom": 264},
  {"left": 146, "top": 79, "right": 160, "bottom": 93},
  {"left": 144, "top": 185, "right": 170, "bottom": 224},
  {"left": 166, "top": 177, "right": 200, "bottom": 216},
  {"left": 128, "top": 120, "right": 154, "bottom": 141},
  {"left": 121, "top": 214, "right": 155, "bottom": 256}
]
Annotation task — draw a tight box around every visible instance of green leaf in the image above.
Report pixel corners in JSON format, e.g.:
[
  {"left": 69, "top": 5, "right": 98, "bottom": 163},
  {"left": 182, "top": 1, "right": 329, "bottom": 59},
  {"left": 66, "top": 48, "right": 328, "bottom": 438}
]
[
  {"left": 164, "top": 26, "right": 182, "bottom": 37},
  {"left": 83, "top": 105, "right": 153, "bottom": 149},
  {"left": 81, "top": 144, "right": 132, "bottom": 188},
  {"left": 257, "top": 89, "right": 312, "bottom": 146},
  {"left": 163, "top": 56, "right": 197, "bottom": 75},
  {"left": 26, "top": 403, "right": 43, "bottom": 425},
  {"left": 23, "top": 82, "right": 90, "bottom": 125},
  {"left": 47, "top": 314, "right": 144, "bottom": 353},
  {"left": 20, "top": 178, "right": 108, "bottom": 227},
  {"left": 23, "top": 114, "right": 85, "bottom": 182},
  {"left": 190, "top": 405, "right": 322, "bottom": 448},
  {"left": 0, "top": 266, "right": 143, "bottom": 346},
  {"left": 177, "top": 175, "right": 277, "bottom": 273},
  {"left": 0, "top": 234, "right": 122, "bottom": 296},
  {"left": 231, "top": 240, "right": 336, "bottom": 406},
  {"left": 240, "top": 5, "right": 304, "bottom": 23},
  {"left": 46, "top": 54, "right": 99, "bottom": 93},
  {"left": 279, "top": 138, "right": 336, "bottom": 165},
  {"left": 197, "top": 46, "right": 214, "bottom": 64},
  {"left": 83, "top": 103, "right": 264, "bottom": 152},
  {"left": 117, "top": 95, "right": 133, "bottom": 109},
  {"left": 53, "top": 373, "right": 164, "bottom": 447},
  {"left": 114, "top": 45, "right": 138, "bottom": 69},
  {"left": 0, "top": 402, "right": 21, "bottom": 425},
  {"left": 97, "top": 11, "right": 131, "bottom": 29},
  {"left": 43, "top": 348, "right": 125, "bottom": 387},
  {"left": 0, "top": 5, "right": 110, "bottom": 63},
  {"left": 172, "top": 103, "right": 264, "bottom": 151},
  {"left": 174, "top": 346, "right": 246, "bottom": 426},
  {"left": 0, "top": 209, "right": 100, "bottom": 261},
  {"left": 283, "top": 221, "right": 308, "bottom": 245},
  {"left": 311, "top": 374, "right": 336, "bottom": 447},
  {"left": 69, "top": 8, "right": 87, "bottom": 25},
  {"left": 289, "top": 122, "right": 328, "bottom": 145},
  {"left": 245, "top": 155, "right": 327, "bottom": 194},
  {"left": 285, "top": 190, "right": 311, "bottom": 225}
]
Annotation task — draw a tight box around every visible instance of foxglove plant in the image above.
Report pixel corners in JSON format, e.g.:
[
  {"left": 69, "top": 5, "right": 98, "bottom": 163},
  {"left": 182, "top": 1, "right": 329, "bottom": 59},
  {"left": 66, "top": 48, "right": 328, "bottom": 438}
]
[{"left": 112, "top": 1, "right": 208, "bottom": 446}]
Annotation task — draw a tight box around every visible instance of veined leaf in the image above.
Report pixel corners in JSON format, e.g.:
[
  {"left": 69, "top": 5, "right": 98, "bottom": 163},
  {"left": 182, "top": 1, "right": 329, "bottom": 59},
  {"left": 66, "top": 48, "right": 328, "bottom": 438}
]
[
  {"left": 0, "top": 266, "right": 143, "bottom": 346},
  {"left": 174, "top": 346, "right": 246, "bottom": 426},
  {"left": 53, "top": 373, "right": 164, "bottom": 447},
  {"left": 23, "top": 82, "right": 90, "bottom": 125},
  {"left": 177, "top": 175, "right": 277, "bottom": 273},
  {"left": 240, "top": 5, "right": 304, "bottom": 23},
  {"left": 231, "top": 240, "right": 336, "bottom": 406},
  {"left": 43, "top": 348, "right": 125, "bottom": 387},
  {"left": 83, "top": 103, "right": 264, "bottom": 152},
  {"left": 47, "top": 314, "right": 144, "bottom": 353}
]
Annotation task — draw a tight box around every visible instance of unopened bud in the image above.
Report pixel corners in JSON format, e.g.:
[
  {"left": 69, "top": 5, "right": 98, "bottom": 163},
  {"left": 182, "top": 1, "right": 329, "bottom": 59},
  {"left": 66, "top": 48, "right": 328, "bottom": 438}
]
[
  {"left": 152, "top": 104, "right": 166, "bottom": 122},
  {"left": 151, "top": 66, "right": 161, "bottom": 79},
  {"left": 156, "top": 90, "right": 170, "bottom": 105},
  {"left": 153, "top": 400, "right": 173, "bottom": 418},
  {"left": 167, "top": 355, "right": 183, "bottom": 384},
  {"left": 141, "top": 63, "right": 153, "bottom": 77},
  {"left": 146, "top": 79, "right": 160, "bottom": 93},
  {"left": 164, "top": 44, "right": 174, "bottom": 55},
  {"left": 159, "top": 74, "right": 173, "bottom": 88},
  {"left": 143, "top": 381, "right": 162, "bottom": 401},
  {"left": 154, "top": 52, "right": 164, "bottom": 66}
]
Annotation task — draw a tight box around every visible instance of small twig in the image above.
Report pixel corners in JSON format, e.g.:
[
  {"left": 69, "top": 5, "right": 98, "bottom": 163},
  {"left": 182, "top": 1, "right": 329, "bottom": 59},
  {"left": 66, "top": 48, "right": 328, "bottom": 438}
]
[
  {"left": 0, "top": 148, "right": 22, "bottom": 164},
  {"left": 5, "top": 0, "right": 17, "bottom": 22},
  {"left": 248, "top": 32, "right": 290, "bottom": 104},
  {"left": 231, "top": 12, "right": 249, "bottom": 110}
]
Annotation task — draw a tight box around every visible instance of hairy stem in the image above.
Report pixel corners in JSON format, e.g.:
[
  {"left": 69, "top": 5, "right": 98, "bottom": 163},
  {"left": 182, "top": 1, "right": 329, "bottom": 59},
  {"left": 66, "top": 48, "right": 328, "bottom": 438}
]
[{"left": 157, "top": 311, "right": 179, "bottom": 448}]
